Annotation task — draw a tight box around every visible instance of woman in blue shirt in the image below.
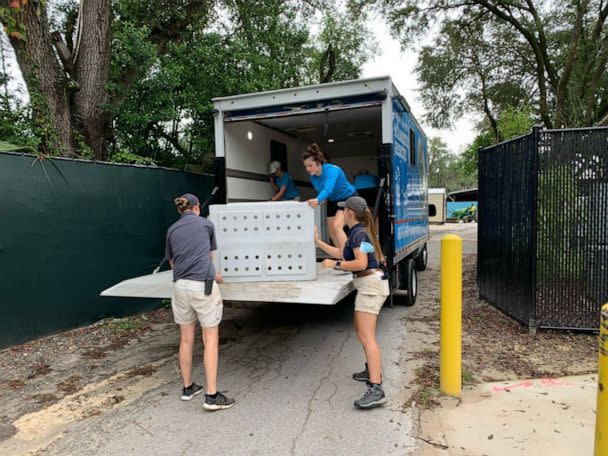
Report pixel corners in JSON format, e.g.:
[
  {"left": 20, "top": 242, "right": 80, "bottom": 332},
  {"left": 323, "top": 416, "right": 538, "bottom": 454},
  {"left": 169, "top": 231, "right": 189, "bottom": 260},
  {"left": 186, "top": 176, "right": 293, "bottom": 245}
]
[
  {"left": 314, "top": 195, "right": 389, "bottom": 409},
  {"left": 302, "top": 143, "right": 356, "bottom": 251}
]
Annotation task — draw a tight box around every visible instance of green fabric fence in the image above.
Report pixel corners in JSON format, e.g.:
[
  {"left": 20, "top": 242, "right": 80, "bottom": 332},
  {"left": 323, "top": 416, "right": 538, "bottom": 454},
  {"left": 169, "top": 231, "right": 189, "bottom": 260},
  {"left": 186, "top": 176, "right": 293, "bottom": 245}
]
[{"left": 0, "top": 152, "right": 214, "bottom": 348}]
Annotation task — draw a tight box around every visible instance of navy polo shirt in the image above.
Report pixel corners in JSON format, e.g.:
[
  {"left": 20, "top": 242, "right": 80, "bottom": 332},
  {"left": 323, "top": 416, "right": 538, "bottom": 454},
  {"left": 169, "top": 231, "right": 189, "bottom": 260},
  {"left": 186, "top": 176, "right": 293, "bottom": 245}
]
[
  {"left": 343, "top": 223, "right": 379, "bottom": 270},
  {"left": 165, "top": 212, "right": 217, "bottom": 282}
]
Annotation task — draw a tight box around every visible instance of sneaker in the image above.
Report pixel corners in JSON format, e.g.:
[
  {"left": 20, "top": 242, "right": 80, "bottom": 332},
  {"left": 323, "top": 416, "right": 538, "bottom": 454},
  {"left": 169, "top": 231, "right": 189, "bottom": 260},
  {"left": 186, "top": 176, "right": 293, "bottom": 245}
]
[
  {"left": 354, "top": 384, "right": 387, "bottom": 409},
  {"left": 181, "top": 383, "right": 204, "bottom": 401},
  {"left": 203, "top": 392, "right": 235, "bottom": 411},
  {"left": 352, "top": 363, "right": 370, "bottom": 382}
]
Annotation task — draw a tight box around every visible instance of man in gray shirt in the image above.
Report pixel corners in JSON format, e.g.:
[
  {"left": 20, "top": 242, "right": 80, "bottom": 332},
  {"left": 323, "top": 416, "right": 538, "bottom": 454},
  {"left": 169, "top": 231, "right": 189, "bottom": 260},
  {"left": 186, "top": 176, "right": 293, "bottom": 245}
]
[{"left": 166, "top": 193, "right": 235, "bottom": 411}]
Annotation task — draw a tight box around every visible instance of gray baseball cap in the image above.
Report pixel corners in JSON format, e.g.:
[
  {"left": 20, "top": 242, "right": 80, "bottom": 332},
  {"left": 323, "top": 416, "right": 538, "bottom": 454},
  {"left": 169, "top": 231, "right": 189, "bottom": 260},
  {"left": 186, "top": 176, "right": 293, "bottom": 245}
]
[
  {"left": 179, "top": 193, "right": 200, "bottom": 205},
  {"left": 337, "top": 196, "right": 368, "bottom": 214}
]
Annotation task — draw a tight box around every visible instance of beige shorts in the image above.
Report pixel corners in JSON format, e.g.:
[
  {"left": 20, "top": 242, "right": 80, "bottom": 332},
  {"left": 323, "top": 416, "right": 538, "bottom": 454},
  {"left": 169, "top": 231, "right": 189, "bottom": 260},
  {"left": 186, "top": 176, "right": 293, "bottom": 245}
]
[
  {"left": 172, "top": 279, "right": 223, "bottom": 327},
  {"left": 354, "top": 273, "right": 390, "bottom": 315}
]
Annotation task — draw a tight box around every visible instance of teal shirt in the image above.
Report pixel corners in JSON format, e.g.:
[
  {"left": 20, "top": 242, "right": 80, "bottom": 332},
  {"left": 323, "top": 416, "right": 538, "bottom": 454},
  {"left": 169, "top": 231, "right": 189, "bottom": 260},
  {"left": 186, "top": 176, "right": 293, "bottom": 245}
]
[
  {"left": 274, "top": 172, "right": 300, "bottom": 200},
  {"left": 311, "top": 163, "right": 355, "bottom": 203}
]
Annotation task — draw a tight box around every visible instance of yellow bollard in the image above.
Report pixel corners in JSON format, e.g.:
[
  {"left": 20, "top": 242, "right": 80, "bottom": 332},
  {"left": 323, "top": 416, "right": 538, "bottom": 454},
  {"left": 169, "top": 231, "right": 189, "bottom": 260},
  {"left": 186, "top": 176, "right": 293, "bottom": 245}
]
[
  {"left": 440, "top": 234, "right": 462, "bottom": 397},
  {"left": 595, "top": 303, "right": 608, "bottom": 456}
]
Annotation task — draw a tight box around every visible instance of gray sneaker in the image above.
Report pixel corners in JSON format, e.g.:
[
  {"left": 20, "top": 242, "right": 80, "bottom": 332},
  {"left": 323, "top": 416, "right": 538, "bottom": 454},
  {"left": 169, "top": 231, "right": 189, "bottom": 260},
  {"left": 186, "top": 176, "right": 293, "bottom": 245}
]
[
  {"left": 352, "top": 363, "right": 370, "bottom": 382},
  {"left": 354, "top": 384, "right": 387, "bottom": 409},
  {"left": 203, "top": 392, "right": 235, "bottom": 411},
  {"left": 181, "top": 382, "right": 204, "bottom": 401}
]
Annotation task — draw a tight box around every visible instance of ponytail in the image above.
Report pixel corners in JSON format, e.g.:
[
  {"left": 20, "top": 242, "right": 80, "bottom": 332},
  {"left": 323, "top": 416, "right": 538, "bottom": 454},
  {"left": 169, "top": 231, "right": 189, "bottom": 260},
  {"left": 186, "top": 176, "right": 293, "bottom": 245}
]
[
  {"left": 301, "top": 143, "right": 327, "bottom": 164},
  {"left": 355, "top": 208, "right": 384, "bottom": 262},
  {"left": 175, "top": 197, "right": 195, "bottom": 214}
]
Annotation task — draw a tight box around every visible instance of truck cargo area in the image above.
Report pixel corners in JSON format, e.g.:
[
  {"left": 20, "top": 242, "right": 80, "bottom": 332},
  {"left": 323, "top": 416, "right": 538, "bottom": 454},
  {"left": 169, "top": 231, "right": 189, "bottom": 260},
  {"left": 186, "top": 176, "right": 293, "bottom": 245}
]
[{"left": 221, "top": 103, "right": 383, "bottom": 203}]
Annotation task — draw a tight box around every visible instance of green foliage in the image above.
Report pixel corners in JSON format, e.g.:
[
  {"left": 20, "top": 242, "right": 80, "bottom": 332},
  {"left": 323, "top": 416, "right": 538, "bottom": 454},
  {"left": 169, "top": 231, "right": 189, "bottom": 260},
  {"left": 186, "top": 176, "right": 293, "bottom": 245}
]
[
  {"left": 0, "top": 140, "right": 35, "bottom": 153},
  {"left": 460, "top": 131, "right": 493, "bottom": 179},
  {"left": 2, "top": 1, "right": 374, "bottom": 163},
  {"left": 497, "top": 106, "right": 535, "bottom": 141},
  {"left": 428, "top": 136, "right": 476, "bottom": 192},
  {"left": 0, "top": 36, "right": 37, "bottom": 150},
  {"left": 110, "top": 151, "right": 157, "bottom": 166},
  {"left": 460, "top": 107, "right": 535, "bottom": 178},
  {"left": 536, "top": 165, "right": 584, "bottom": 281},
  {"left": 104, "top": 317, "right": 144, "bottom": 331},
  {"left": 357, "top": 0, "right": 608, "bottom": 129},
  {"left": 109, "top": 1, "right": 375, "bottom": 167},
  {"left": 308, "top": 13, "right": 377, "bottom": 83}
]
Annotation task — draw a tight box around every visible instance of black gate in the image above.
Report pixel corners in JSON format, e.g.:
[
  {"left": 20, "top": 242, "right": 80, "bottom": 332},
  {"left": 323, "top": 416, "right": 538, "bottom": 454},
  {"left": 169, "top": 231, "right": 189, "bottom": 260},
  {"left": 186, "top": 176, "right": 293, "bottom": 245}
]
[{"left": 478, "top": 127, "right": 608, "bottom": 331}]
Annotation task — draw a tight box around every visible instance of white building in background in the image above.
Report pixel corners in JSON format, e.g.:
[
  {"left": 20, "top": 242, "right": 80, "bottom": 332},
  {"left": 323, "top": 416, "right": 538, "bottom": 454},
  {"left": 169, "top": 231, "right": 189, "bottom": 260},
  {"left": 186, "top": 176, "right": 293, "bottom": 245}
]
[{"left": 428, "top": 188, "right": 447, "bottom": 224}]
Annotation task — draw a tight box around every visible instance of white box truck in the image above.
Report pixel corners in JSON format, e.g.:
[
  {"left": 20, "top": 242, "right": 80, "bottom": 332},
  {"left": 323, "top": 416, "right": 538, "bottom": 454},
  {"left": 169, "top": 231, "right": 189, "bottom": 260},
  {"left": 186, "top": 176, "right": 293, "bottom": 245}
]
[{"left": 102, "top": 76, "right": 429, "bottom": 306}]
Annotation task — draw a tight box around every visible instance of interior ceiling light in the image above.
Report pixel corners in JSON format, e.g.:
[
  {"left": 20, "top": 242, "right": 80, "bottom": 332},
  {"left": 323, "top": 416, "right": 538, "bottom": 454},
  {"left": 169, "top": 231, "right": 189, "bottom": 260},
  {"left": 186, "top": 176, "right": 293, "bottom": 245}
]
[
  {"left": 327, "top": 138, "right": 335, "bottom": 143},
  {"left": 247, "top": 131, "right": 253, "bottom": 140}
]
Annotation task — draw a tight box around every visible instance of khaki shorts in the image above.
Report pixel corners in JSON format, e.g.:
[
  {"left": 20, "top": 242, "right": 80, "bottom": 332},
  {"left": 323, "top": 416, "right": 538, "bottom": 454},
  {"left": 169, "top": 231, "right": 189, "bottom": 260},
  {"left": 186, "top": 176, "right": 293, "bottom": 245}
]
[
  {"left": 172, "top": 279, "right": 223, "bottom": 327},
  {"left": 353, "top": 273, "right": 390, "bottom": 315}
]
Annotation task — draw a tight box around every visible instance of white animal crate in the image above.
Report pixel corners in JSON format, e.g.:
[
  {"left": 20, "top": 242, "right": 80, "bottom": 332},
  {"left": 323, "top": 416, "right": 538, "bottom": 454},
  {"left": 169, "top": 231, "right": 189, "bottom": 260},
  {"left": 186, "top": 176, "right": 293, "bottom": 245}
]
[{"left": 209, "top": 202, "right": 317, "bottom": 282}]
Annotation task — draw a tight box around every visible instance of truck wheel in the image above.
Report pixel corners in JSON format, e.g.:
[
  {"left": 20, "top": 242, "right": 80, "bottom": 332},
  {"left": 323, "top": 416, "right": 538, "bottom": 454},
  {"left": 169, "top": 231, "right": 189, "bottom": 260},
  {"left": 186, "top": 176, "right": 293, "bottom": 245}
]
[
  {"left": 394, "top": 259, "right": 417, "bottom": 306},
  {"left": 415, "top": 245, "right": 428, "bottom": 271}
]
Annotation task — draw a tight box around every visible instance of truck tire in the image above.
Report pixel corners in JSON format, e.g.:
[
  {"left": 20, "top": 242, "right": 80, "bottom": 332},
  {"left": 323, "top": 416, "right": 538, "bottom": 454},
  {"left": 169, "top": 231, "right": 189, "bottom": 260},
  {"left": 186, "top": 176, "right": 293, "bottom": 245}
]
[
  {"left": 415, "top": 244, "right": 428, "bottom": 271},
  {"left": 394, "top": 259, "right": 417, "bottom": 306}
]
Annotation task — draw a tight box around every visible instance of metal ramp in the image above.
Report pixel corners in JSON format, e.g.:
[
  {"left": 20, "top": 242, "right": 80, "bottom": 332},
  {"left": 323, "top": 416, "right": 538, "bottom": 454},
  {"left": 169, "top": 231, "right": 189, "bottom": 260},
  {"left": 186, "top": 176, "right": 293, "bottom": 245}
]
[{"left": 101, "top": 264, "right": 355, "bottom": 305}]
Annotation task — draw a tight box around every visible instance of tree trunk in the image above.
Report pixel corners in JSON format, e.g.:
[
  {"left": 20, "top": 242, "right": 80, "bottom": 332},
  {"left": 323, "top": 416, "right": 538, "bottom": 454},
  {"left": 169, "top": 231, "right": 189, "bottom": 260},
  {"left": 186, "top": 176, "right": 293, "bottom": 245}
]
[
  {"left": 71, "top": 0, "right": 112, "bottom": 160},
  {"left": 3, "top": 1, "right": 75, "bottom": 155},
  {"left": 2, "top": 0, "right": 112, "bottom": 159},
  {"left": 2, "top": 0, "right": 211, "bottom": 159}
]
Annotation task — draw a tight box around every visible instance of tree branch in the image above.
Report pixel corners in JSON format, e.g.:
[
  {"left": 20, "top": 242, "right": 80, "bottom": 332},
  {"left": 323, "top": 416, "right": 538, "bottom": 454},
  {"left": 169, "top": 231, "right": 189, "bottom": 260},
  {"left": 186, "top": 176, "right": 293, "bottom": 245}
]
[
  {"left": 153, "top": 124, "right": 190, "bottom": 157},
  {"left": 473, "top": 0, "right": 553, "bottom": 126},
  {"left": 51, "top": 31, "right": 74, "bottom": 76},
  {"left": 555, "top": 0, "right": 587, "bottom": 127}
]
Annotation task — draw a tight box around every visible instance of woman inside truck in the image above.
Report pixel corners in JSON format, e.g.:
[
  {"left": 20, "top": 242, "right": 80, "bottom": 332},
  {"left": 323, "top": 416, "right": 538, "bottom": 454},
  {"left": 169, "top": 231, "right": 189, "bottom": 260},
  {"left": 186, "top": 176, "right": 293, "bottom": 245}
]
[
  {"left": 314, "top": 195, "right": 389, "bottom": 409},
  {"left": 302, "top": 143, "right": 357, "bottom": 252}
]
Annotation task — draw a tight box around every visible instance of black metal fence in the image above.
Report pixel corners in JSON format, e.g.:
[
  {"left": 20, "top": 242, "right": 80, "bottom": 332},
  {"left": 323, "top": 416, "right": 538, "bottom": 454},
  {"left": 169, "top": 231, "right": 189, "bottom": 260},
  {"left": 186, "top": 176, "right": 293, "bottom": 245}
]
[{"left": 478, "top": 126, "right": 608, "bottom": 331}]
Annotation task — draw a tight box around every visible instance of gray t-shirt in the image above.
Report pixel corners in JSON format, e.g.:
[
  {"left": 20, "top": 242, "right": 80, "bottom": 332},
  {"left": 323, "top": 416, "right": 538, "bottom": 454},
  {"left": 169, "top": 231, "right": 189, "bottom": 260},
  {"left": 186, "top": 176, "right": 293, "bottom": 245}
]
[{"left": 165, "top": 212, "right": 217, "bottom": 282}]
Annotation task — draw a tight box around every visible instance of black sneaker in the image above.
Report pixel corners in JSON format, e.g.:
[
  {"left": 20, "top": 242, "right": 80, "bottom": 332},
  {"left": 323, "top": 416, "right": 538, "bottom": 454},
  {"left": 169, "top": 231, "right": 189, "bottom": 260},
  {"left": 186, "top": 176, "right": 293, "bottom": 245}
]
[
  {"left": 352, "top": 363, "right": 370, "bottom": 382},
  {"left": 181, "top": 383, "right": 204, "bottom": 401},
  {"left": 203, "top": 392, "right": 235, "bottom": 411},
  {"left": 354, "top": 384, "right": 387, "bottom": 409}
]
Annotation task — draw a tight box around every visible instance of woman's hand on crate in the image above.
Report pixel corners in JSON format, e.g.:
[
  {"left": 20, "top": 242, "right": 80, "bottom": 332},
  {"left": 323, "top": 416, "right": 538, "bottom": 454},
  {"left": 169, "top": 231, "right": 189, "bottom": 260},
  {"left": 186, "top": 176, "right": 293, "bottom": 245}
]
[{"left": 307, "top": 198, "right": 319, "bottom": 208}]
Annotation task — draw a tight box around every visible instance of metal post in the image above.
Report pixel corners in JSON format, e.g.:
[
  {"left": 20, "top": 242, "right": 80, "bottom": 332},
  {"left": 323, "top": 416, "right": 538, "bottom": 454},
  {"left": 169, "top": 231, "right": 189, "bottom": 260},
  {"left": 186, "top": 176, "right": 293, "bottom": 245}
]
[
  {"left": 595, "top": 303, "right": 608, "bottom": 456},
  {"left": 440, "top": 234, "right": 462, "bottom": 396}
]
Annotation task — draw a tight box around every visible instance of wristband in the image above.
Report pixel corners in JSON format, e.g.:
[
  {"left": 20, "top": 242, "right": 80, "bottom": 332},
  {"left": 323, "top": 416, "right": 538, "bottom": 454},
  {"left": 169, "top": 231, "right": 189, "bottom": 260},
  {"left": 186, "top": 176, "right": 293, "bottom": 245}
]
[{"left": 334, "top": 260, "right": 342, "bottom": 270}]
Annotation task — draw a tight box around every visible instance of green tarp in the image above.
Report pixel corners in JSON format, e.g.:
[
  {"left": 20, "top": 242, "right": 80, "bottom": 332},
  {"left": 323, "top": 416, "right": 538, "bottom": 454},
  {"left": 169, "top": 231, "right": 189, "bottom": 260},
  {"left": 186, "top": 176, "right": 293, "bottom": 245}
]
[{"left": 0, "top": 152, "right": 214, "bottom": 348}]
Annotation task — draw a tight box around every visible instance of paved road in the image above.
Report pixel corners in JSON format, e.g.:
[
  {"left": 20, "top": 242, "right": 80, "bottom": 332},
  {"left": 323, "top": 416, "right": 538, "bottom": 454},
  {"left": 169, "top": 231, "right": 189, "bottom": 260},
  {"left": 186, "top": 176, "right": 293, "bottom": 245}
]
[{"left": 41, "top": 224, "right": 477, "bottom": 456}]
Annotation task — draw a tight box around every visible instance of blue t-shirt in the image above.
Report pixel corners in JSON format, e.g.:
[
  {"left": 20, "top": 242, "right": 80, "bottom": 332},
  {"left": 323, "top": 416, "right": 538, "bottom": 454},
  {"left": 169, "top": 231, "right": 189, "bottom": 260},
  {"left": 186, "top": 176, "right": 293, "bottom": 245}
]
[
  {"left": 274, "top": 172, "right": 300, "bottom": 200},
  {"left": 311, "top": 163, "right": 355, "bottom": 203},
  {"left": 343, "top": 224, "right": 379, "bottom": 270}
]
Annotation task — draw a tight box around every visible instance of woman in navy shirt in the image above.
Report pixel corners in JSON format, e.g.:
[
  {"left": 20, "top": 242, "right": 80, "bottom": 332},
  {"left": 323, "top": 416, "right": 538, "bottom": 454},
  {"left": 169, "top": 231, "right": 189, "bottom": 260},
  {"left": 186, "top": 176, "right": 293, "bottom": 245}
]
[
  {"left": 314, "top": 196, "right": 390, "bottom": 409},
  {"left": 302, "top": 143, "right": 356, "bottom": 251}
]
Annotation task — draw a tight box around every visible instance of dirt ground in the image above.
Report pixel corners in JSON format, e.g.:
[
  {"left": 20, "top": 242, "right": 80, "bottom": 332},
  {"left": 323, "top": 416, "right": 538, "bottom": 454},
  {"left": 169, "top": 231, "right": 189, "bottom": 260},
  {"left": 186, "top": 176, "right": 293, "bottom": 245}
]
[
  {"left": 0, "top": 223, "right": 599, "bottom": 453},
  {"left": 401, "top": 224, "right": 598, "bottom": 413}
]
